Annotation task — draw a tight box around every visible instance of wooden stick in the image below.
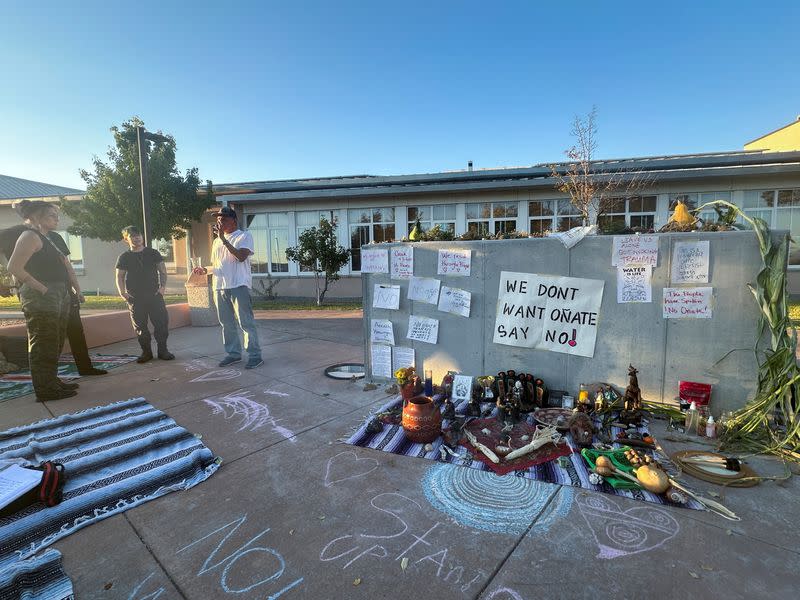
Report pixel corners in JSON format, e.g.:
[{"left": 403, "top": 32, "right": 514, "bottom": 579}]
[
  {"left": 505, "top": 426, "right": 561, "bottom": 461},
  {"left": 463, "top": 429, "right": 500, "bottom": 464},
  {"left": 667, "top": 478, "right": 740, "bottom": 521}
]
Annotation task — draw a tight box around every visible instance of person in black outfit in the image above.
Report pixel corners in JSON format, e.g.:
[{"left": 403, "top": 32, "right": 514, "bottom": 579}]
[
  {"left": 46, "top": 231, "right": 108, "bottom": 376},
  {"left": 5, "top": 201, "right": 77, "bottom": 401},
  {"left": 115, "top": 226, "right": 175, "bottom": 363}
]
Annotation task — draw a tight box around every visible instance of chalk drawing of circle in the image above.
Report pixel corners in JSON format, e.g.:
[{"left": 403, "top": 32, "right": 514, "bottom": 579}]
[
  {"left": 606, "top": 523, "right": 647, "bottom": 548},
  {"left": 422, "top": 464, "right": 573, "bottom": 535}
]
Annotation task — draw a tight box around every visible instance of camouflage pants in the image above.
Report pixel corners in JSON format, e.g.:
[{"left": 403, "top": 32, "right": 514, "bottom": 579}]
[{"left": 19, "top": 282, "right": 70, "bottom": 398}]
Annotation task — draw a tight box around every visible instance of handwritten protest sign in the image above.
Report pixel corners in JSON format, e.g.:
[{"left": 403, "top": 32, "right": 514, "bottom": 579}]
[
  {"left": 437, "top": 249, "right": 471, "bottom": 276},
  {"left": 392, "top": 346, "right": 415, "bottom": 372},
  {"left": 407, "top": 276, "right": 441, "bottom": 304},
  {"left": 371, "top": 344, "right": 392, "bottom": 378},
  {"left": 663, "top": 287, "right": 712, "bottom": 319},
  {"left": 671, "top": 241, "right": 710, "bottom": 283},
  {"left": 390, "top": 247, "right": 414, "bottom": 279},
  {"left": 407, "top": 315, "right": 439, "bottom": 344},
  {"left": 612, "top": 235, "right": 659, "bottom": 266},
  {"left": 437, "top": 286, "right": 471, "bottom": 317},
  {"left": 373, "top": 284, "right": 400, "bottom": 310},
  {"left": 493, "top": 271, "right": 604, "bottom": 357},
  {"left": 370, "top": 319, "right": 395, "bottom": 345},
  {"left": 617, "top": 265, "right": 652, "bottom": 303},
  {"left": 360, "top": 247, "right": 389, "bottom": 273}
]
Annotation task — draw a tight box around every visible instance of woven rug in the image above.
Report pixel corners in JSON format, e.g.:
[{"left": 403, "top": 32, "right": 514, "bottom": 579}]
[
  {"left": 345, "top": 396, "right": 703, "bottom": 510},
  {"left": 0, "top": 549, "right": 73, "bottom": 600},
  {"left": 0, "top": 354, "right": 137, "bottom": 403},
  {"left": 0, "top": 397, "right": 220, "bottom": 575}
]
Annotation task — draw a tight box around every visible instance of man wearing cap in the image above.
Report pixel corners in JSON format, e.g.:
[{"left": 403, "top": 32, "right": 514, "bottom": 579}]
[
  {"left": 193, "top": 207, "right": 262, "bottom": 369},
  {"left": 116, "top": 226, "right": 175, "bottom": 363}
]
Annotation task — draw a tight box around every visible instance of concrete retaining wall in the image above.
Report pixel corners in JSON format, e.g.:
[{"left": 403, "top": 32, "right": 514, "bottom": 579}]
[{"left": 363, "top": 231, "right": 779, "bottom": 415}]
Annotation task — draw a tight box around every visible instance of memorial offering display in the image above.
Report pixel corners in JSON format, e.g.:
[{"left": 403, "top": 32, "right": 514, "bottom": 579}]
[{"left": 358, "top": 214, "right": 791, "bottom": 524}]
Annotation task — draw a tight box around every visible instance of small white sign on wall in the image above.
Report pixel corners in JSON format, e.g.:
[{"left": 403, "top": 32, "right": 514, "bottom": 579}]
[
  {"left": 407, "top": 276, "right": 441, "bottom": 304},
  {"left": 437, "top": 286, "right": 471, "bottom": 317},
  {"left": 370, "top": 319, "right": 395, "bottom": 345},
  {"left": 373, "top": 284, "right": 400, "bottom": 310},
  {"left": 671, "top": 241, "right": 710, "bottom": 284},
  {"left": 360, "top": 247, "right": 389, "bottom": 273},
  {"left": 390, "top": 246, "right": 414, "bottom": 279},
  {"left": 663, "top": 287, "right": 713, "bottom": 319},
  {"left": 437, "top": 249, "right": 471, "bottom": 276},
  {"left": 406, "top": 315, "right": 439, "bottom": 344}
]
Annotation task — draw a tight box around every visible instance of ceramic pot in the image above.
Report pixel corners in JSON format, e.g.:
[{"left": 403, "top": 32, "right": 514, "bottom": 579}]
[{"left": 402, "top": 395, "right": 442, "bottom": 444}]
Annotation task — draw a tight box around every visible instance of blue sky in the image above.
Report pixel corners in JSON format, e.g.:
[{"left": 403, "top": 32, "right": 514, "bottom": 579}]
[{"left": 1, "top": 0, "right": 798, "bottom": 190}]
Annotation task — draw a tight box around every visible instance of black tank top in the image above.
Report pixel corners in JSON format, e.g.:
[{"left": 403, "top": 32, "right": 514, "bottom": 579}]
[{"left": 24, "top": 230, "right": 69, "bottom": 284}]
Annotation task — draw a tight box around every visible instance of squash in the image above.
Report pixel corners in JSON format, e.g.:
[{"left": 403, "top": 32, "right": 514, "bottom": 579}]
[
  {"left": 635, "top": 464, "right": 670, "bottom": 494},
  {"left": 668, "top": 201, "right": 695, "bottom": 227}
]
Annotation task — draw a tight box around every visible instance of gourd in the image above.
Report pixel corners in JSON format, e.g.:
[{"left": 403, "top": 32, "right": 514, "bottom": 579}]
[
  {"left": 668, "top": 201, "right": 695, "bottom": 227},
  {"left": 635, "top": 464, "right": 670, "bottom": 494}
]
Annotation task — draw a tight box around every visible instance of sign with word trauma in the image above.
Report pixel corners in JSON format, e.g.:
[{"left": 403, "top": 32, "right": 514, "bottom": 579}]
[{"left": 493, "top": 271, "right": 605, "bottom": 358}]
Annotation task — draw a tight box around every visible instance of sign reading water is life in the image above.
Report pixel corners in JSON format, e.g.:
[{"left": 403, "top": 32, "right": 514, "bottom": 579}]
[{"left": 493, "top": 271, "right": 604, "bottom": 358}]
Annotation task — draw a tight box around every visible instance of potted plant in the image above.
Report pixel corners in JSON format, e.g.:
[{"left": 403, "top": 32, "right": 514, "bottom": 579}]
[{"left": 395, "top": 366, "right": 421, "bottom": 401}]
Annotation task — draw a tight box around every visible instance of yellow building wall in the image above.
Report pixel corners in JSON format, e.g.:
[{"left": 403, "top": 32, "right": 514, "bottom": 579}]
[{"left": 745, "top": 119, "right": 800, "bottom": 152}]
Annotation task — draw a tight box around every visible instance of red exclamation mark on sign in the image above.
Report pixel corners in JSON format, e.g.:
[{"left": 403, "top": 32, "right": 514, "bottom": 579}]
[{"left": 568, "top": 329, "right": 577, "bottom": 347}]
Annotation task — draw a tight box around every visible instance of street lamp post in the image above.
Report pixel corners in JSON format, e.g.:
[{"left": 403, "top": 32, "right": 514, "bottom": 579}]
[{"left": 135, "top": 126, "right": 170, "bottom": 247}]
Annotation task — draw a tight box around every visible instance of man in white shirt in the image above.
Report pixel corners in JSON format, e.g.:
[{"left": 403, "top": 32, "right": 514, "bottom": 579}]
[{"left": 193, "top": 207, "right": 262, "bottom": 368}]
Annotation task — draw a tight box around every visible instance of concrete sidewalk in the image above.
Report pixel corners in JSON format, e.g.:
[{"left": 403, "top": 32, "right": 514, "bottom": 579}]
[{"left": 1, "top": 310, "right": 797, "bottom": 599}]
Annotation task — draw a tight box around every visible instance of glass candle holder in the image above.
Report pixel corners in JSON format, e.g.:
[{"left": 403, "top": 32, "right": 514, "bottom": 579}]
[{"left": 424, "top": 369, "right": 433, "bottom": 396}]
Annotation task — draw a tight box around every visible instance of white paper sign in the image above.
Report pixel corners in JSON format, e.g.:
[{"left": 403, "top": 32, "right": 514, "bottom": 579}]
[
  {"left": 437, "top": 286, "right": 471, "bottom": 317},
  {"left": 391, "top": 246, "right": 414, "bottom": 279},
  {"left": 392, "top": 346, "right": 416, "bottom": 373},
  {"left": 371, "top": 344, "right": 392, "bottom": 378},
  {"left": 407, "top": 276, "right": 441, "bottom": 304},
  {"left": 370, "top": 319, "right": 395, "bottom": 345},
  {"left": 612, "top": 235, "right": 659, "bottom": 266},
  {"left": 663, "top": 287, "right": 712, "bottom": 319},
  {"left": 373, "top": 284, "right": 400, "bottom": 310},
  {"left": 437, "top": 249, "right": 471, "bottom": 276},
  {"left": 617, "top": 265, "right": 652, "bottom": 303},
  {"left": 452, "top": 375, "right": 473, "bottom": 403},
  {"left": 407, "top": 315, "right": 439, "bottom": 344},
  {"left": 493, "top": 271, "right": 604, "bottom": 358},
  {"left": 360, "top": 247, "right": 389, "bottom": 273},
  {"left": 671, "top": 241, "right": 710, "bottom": 283}
]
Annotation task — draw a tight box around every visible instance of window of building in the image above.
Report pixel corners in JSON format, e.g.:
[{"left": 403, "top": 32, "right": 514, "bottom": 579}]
[
  {"left": 296, "top": 210, "right": 335, "bottom": 272},
  {"left": 740, "top": 189, "right": 800, "bottom": 265},
  {"left": 597, "top": 195, "right": 657, "bottom": 232},
  {"left": 466, "top": 201, "right": 518, "bottom": 235},
  {"left": 556, "top": 200, "right": 583, "bottom": 231},
  {"left": 528, "top": 200, "right": 556, "bottom": 235},
  {"left": 246, "top": 212, "right": 289, "bottom": 273},
  {"left": 55, "top": 231, "right": 84, "bottom": 270},
  {"left": 348, "top": 207, "right": 395, "bottom": 272},
  {"left": 408, "top": 204, "right": 456, "bottom": 234}
]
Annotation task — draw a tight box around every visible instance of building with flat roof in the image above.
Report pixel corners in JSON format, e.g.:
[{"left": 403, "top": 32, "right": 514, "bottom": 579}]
[{"left": 210, "top": 146, "right": 800, "bottom": 297}]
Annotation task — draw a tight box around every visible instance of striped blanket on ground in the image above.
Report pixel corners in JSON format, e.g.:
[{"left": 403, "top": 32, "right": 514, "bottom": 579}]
[
  {"left": 345, "top": 396, "right": 702, "bottom": 510},
  {"left": 0, "top": 354, "right": 138, "bottom": 403},
  {"left": 0, "top": 398, "right": 220, "bottom": 584},
  {"left": 0, "top": 549, "right": 73, "bottom": 600}
]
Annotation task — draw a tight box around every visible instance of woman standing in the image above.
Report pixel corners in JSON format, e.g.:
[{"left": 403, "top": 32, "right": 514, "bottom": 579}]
[{"left": 6, "top": 200, "right": 76, "bottom": 401}]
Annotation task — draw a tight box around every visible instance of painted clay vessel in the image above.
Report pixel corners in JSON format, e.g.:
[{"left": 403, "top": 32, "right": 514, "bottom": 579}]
[{"left": 402, "top": 395, "right": 442, "bottom": 444}]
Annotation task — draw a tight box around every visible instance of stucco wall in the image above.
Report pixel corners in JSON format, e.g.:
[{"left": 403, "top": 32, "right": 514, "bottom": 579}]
[{"left": 363, "top": 231, "right": 777, "bottom": 415}]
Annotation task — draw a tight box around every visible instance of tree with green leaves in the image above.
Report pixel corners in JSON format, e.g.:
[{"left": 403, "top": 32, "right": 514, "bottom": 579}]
[
  {"left": 61, "top": 117, "right": 213, "bottom": 242},
  {"left": 285, "top": 218, "right": 351, "bottom": 305}
]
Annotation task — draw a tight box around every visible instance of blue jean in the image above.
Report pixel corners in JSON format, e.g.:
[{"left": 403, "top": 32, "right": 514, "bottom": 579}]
[{"left": 213, "top": 286, "right": 261, "bottom": 360}]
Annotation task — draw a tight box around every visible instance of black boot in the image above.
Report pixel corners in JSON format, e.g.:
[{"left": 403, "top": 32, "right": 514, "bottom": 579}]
[
  {"left": 157, "top": 346, "right": 175, "bottom": 360},
  {"left": 58, "top": 379, "right": 80, "bottom": 390},
  {"left": 79, "top": 367, "right": 108, "bottom": 376},
  {"left": 137, "top": 347, "right": 153, "bottom": 364}
]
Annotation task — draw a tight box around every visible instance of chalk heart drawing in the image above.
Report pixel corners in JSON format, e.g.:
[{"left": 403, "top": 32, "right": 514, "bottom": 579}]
[
  {"left": 189, "top": 368, "right": 241, "bottom": 383},
  {"left": 575, "top": 494, "right": 679, "bottom": 559},
  {"left": 324, "top": 451, "right": 379, "bottom": 488}
]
